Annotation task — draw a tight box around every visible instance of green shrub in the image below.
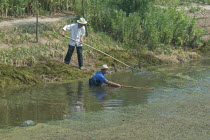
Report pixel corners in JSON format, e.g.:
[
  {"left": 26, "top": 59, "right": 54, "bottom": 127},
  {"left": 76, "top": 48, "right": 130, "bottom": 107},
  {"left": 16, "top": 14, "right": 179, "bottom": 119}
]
[
  {"left": 72, "top": 0, "right": 204, "bottom": 50},
  {"left": 0, "top": 0, "right": 206, "bottom": 51},
  {"left": 198, "top": 41, "right": 210, "bottom": 55},
  {"left": 0, "top": 0, "right": 75, "bottom": 17}
]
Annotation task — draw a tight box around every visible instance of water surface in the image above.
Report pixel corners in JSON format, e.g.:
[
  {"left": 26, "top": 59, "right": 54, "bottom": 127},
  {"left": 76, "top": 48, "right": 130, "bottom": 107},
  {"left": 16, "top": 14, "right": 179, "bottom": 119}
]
[{"left": 0, "top": 59, "right": 209, "bottom": 128}]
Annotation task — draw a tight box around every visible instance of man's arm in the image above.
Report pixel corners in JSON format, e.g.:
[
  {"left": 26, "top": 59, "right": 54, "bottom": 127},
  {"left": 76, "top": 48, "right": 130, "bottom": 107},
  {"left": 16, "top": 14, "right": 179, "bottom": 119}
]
[
  {"left": 105, "top": 81, "right": 121, "bottom": 87},
  {"left": 80, "top": 35, "right": 85, "bottom": 44},
  {"left": 80, "top": 27, "right": 86, "bottom": 43},
  {"left": 62, "top": 30, "right": 66, "bottom": 37},
  {"left": 62, "top": 25, "right": 71, "bottom": 37}
]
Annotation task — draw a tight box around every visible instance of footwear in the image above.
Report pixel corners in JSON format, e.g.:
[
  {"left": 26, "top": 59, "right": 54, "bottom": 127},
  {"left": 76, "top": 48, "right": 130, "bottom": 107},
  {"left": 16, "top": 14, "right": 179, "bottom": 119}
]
[
  {"left": 64, "top": 62, "right": 69, "bottom": 65},
  {"left": 79, "top": 66, "right": 85, "bottom": 70}
]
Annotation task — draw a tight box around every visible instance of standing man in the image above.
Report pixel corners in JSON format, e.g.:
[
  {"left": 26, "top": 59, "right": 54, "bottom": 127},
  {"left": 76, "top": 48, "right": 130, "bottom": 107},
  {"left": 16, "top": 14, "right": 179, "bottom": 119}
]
[
  {"left": 62, "top": 17, "right": 87, "bottom": 69},
  {"left": 89, "top": 64, "right": 121, "bottom": 87}
]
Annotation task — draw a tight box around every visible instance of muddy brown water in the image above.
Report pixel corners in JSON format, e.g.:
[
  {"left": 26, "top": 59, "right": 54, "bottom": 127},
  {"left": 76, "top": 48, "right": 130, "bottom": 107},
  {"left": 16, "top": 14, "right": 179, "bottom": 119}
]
[{"left": 0, "top": 59, "right": 209, "bottom": 129}]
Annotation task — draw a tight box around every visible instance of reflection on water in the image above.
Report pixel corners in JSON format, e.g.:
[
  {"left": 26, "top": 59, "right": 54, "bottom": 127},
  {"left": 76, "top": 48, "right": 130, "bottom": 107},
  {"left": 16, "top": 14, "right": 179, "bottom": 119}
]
[
  {"left": 67, "top": 81, "right": 85, "bottom": 113},
  {"left": 0, "top": 59, "right": 210, "bottom": 128},
  {"left": 0, "top": 77, "right": 151, "bottom": 128},
  {"left": 92, "top": 87, "right": 107, "bottom": 100}
]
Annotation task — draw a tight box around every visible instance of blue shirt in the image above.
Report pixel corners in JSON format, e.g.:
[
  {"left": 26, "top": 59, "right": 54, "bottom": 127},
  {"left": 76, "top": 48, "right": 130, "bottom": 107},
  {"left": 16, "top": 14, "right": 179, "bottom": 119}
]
[{"left": 91, "top": 71, "right": 108, "bottom": 86}]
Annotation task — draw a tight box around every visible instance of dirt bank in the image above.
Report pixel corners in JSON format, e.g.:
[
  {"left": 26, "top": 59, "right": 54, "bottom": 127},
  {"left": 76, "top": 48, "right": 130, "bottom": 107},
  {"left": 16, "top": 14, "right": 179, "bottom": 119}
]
[
  {"left": 0, "top": 14, "right": 74, "bottom": 30},
  {"left": 186, "top": 3, "right": 210, "bottom": 41}
]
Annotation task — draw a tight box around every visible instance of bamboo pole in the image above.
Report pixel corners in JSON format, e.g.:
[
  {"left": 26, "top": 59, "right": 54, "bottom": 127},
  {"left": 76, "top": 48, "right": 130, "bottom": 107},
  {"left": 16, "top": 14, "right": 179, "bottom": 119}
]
[
  {"left": 82, "top": 0, "right": 88, "bottom": 36},
  {"left": 82, "top": 0, "right": 85, "bottom": 17},
  {"left": 64, "top": 36, "right": 132, "bottom": 68},
  {"left": 121, "top": 85, "right": 172, "bottom": 92},
  {"left": 36, "top": 0, "right": 39, "bottom": 43}
]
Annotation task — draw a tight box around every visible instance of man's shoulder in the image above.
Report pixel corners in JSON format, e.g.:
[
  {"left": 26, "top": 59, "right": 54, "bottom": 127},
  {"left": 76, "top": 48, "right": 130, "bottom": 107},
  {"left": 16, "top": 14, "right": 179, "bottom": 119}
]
[
  {"left": 72, "top": 23, "right": 77, "bottom": 26},
  {"left": 96, "top": 71, "right": 103, "bottom": 75},
  {"left": 82, "top": 26, "right": 86, "bottom": 30},
  {"left": 66, "top": 23, "right": 77, "bottom": 27}
]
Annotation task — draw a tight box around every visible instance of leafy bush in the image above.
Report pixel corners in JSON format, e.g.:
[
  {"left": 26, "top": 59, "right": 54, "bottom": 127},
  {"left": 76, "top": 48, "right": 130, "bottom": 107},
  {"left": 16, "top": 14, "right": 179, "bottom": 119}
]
[
  {"left": 72, "top": 0, "right": 204, "bottom": 50},
  {"left": 0, "top": 0, "right": 75, "bottom": 17},
  {"left": 0, "top": 0, "right": 205, "bottom": 51}
]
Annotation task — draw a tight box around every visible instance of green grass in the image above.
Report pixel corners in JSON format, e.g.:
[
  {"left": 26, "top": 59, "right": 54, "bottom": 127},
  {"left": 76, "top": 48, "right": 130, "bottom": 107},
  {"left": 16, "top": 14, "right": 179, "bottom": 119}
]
[{"left": 0, "top": 18, "right": 123, "bottom": 67}]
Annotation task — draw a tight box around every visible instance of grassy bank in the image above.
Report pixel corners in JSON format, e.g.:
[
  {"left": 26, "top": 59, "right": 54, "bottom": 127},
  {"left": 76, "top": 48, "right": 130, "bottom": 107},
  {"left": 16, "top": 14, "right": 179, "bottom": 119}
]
[
  {"left": 0, "top": 47, "right": 168, "bottom": 89},
  {"left": 0, "top": 48, "right": 201, "bottom": 90},
  {"left": 0, "top": 17, "right": 203, "bottom": 67},
  {"left": 0, "top": 19, "right": 122, "bottom": 67},
  {"left": 0, "top": 16, "right": 205, "bottom": 89}
]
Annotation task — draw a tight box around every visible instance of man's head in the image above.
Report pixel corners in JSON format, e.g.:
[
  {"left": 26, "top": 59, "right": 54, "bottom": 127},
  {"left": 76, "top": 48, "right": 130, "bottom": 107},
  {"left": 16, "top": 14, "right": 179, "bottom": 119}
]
[
  {"left": 101, "top": 64, "right": 109, "bottom": 74},
  {"left": 77, "top": 17, "right": 87, "bottom": 28}
]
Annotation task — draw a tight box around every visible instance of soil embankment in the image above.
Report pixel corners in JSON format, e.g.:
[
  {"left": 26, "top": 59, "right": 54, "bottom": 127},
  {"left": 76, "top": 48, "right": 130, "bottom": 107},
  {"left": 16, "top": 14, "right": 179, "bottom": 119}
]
[
  {"left": 0, "top": 14, "right": 74, "bottom": 30},
  {"left": 186, "top": 3, "right": 210, "bottom": 41}
]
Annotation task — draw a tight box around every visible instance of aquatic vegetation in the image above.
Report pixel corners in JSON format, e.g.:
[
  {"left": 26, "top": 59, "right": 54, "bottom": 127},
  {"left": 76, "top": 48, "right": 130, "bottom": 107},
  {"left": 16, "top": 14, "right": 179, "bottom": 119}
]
[
  {"left": 0, "top": 90, "right": 209, "bottom": 139},
  {"left": 32, "top": 61, "right": 91, "bottom": 82},
  {"left": 0, "top": 61, "right": 91, "bottom": 89},
  {"left": 0, "top": 63, "right": 39, "bottom": 88}
]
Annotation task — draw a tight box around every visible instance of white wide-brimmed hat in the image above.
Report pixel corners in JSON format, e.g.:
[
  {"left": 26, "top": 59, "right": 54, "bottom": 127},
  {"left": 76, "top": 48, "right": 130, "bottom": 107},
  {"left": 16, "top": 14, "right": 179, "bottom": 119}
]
[
  {"left": 77, "top": 17, "right": 87, "bottom": 24},
  {"left": 101, "top": 64, "right": 109, "bottom": 70}
]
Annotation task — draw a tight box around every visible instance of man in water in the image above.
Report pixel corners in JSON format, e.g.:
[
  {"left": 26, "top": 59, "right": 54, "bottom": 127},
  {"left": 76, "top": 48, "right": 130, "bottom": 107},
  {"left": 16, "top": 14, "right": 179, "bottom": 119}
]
[
  {"left": 62, "top": 17, "right": 87, "bottom": 70},
  {"left": 89, "top": 64, "right": 121, "bottom": 87}
]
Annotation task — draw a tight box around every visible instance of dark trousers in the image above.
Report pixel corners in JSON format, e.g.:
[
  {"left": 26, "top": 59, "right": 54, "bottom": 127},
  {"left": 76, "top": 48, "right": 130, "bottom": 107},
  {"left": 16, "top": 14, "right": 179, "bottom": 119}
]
[
  {"left": 89, "top": 78, "right": 102, "bottom": 87},
  {"left": 64, "top": 45, "right": 83, "bottom": 67}
]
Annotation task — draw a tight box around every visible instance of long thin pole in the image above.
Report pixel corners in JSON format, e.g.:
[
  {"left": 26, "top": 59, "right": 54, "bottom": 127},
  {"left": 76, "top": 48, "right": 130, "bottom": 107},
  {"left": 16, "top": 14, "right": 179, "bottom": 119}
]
[
  {"left": 82, "top": 0, "right": 88, "bottom": 36},
  {"left": 82, "top": 0, "right": 85, "bottom": 17},
  {"left": 121, "top": 85, "right": 171, "bottom": 92},
  {"left": 36, "top": 0, "right": 39, "bottom": 43},
  {"left": 64, "top": 36, "right": 132, "bottom": 68}
]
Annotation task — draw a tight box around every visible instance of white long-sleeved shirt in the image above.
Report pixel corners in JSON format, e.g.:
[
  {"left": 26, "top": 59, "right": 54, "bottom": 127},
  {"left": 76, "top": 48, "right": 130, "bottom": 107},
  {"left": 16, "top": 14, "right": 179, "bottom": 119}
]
[{"left": 63, "top": 23, "right": 86, "bottom": 47}]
